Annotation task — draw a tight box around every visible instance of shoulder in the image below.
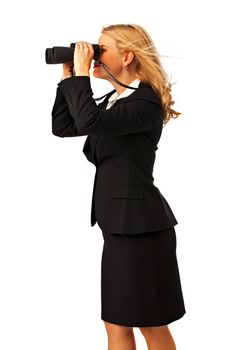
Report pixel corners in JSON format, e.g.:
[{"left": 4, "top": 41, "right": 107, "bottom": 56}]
[{"left": 126, "top": 82, "right": 162, "bottom": 106}]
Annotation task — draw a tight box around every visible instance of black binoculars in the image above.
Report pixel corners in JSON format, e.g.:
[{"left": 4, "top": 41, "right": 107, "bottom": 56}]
[{"left": 45, "top": 43, "right": 102, "bottom": 64}]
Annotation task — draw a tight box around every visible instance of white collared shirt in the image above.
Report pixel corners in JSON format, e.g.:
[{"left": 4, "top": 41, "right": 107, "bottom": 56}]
[{"left": 106, "top": 78, "right": 141, "bottom": 110}]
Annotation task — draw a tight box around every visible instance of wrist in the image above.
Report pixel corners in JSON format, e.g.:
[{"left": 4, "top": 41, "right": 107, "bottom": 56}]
[
  {"left": 61, "top": 75, "right": 72, "bottom": 81},
  {"left": 75, "top": 71, "right": 90, "bottom": 77},
  {"left": 74, "top": 66, "right": 90, "bottom": 77}
]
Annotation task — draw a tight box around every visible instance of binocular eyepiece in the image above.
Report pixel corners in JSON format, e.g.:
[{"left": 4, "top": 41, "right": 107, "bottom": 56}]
[{"left": 45, "top": 43, "right": 101, "bottom": 64}]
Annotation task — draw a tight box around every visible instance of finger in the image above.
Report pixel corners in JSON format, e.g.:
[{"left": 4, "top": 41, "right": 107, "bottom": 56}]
[
  {"left": 75, "top": 42, "right": 82, "bottom": 51},
  {"left": 81, "top": 42, "right": 89, "bottom": 50},
  {"left": 80, "top": 41, "right": 89, "bottom": 47},
  {"left": 83, "top": 41, "right": 94, "bottom": 54},
  {"left": 85, "top": 41, "right": 92, "bottom": 49},
  {"left": 78, "top": 41, "right": 86, "bottom": 48}
]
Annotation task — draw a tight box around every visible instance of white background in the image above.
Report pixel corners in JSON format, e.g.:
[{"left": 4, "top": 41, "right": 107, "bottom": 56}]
[{"left": 0, "top": 0, "right": 232, "bottom": 349}]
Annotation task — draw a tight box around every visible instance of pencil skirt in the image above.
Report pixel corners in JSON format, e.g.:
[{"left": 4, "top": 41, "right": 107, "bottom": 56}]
[{"left": 101, "top": 226, "right": 186, "bottom": 327}]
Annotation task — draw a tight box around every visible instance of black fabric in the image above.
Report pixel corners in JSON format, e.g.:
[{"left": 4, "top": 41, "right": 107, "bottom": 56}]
[
  {"left": 101, "top": 226, "right": 186, "bottom": 327},
  {"left": 51, "top": 76, "right": 178, "bottom": 234}
]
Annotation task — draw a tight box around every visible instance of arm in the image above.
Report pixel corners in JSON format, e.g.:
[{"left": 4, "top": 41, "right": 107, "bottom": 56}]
[
  {"left": 57, "top": 76, "right": 164, "bottom": 137},
  {"left": 51, "top": 85, "right": 86, "bottom": 137}
]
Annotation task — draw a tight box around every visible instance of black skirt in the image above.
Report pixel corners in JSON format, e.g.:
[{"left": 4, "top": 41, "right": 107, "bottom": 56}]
[{"left": 101, "top": 226, "right": 186, "bottom": 327}]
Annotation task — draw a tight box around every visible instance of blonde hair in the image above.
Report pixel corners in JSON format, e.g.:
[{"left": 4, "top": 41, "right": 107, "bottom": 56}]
[{"left": 101, "top": 24, "right": 181, "bottom": 126}]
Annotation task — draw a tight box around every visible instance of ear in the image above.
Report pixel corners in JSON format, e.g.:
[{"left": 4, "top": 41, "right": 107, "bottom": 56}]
[{"left": 122, "top": 51, "right": 135, "bottom": 66}]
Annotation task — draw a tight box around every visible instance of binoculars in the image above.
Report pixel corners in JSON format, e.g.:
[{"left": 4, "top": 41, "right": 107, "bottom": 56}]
[{"left": 45, "top": 43, "right": 102, "bottom": 64}]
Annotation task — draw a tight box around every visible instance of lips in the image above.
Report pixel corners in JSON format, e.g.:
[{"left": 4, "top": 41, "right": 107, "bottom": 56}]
[{"left": 93, "top": 61, "right": 101, "bottom": 68}]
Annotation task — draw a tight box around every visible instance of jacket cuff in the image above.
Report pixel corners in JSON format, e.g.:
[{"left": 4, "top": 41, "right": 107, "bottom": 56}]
[
  {"left": 57, "top": 76, "right": 92, "bottom": 108},
  {"left": 57, "top": 76, "right": 91, "bottom": 89}
]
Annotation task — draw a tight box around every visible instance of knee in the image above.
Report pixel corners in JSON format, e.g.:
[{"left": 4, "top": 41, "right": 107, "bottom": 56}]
[
  {"left": 139, "top": 325, "right": 176, "bottom": 349},
  {"left": 139, "top": 326, "right": 154, "bottom": 341},
  {"left": 139, "top": 325, "right": 168, "bottom": 340}
]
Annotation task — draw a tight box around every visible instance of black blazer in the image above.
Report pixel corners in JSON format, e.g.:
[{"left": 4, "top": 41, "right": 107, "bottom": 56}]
[{"left": 51, "top": 76, "right": 178, "bottom": 234}]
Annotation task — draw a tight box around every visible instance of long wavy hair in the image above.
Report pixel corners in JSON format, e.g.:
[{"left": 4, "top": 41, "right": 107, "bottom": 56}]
[{"left": 101, "top": 24, "right": 181, "bottom": 126}]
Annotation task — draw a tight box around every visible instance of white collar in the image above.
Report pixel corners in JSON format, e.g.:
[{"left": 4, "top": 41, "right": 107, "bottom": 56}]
[{"left": 108, "top": 78, "right": 141, "bottom": 103}]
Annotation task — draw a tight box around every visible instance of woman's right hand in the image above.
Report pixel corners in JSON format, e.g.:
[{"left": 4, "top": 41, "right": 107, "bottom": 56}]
[{"left": 61, "top": 62, "right": 73, "bottom": 81}]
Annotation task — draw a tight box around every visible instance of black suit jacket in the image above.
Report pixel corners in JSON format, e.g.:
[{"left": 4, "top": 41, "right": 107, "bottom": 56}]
[{"left": 51, "top": 76, "right": 178, "bottom": 234}]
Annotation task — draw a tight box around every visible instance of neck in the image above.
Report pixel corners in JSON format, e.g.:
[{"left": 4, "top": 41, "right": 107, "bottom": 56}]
[{"left": 108, "top": 70, "right": 138, "bottom": 95}]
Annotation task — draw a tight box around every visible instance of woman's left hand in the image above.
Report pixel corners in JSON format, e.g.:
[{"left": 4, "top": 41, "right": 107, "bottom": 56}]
[{"left": 73, "top": 41, "right": 94, "bottom": 76}]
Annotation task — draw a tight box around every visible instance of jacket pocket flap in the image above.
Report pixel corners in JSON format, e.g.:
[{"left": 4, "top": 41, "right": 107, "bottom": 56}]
[{"left": 109, "top": 184, "right": 144, "bottom": 199}]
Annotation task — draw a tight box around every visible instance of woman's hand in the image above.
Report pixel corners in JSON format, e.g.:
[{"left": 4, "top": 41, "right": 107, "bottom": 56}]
[
  {"left": 61, "top": 62, "right": 73, "bottom": 81},
  {"left": 73, "top": 41, "right": 94, "bottom": 76}
]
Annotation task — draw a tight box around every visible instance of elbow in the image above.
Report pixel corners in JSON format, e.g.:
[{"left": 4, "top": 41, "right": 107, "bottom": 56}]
[
  {"left": 74, "top": 119, "right": 85, "bottom": 133},
  {"left": 52, "top": 127, "right": 65, "bottom": 137},
  {"left": 74, "top": 118, "right": 96, "bottom": 135},
  {"left": 72, "top": 110, "right": 100, "bottom": 134}
]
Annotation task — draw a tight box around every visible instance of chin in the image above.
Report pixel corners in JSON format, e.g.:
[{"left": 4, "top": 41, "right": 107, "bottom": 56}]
[{"left": 92, "top": 72, "right": 107, "bottom": 80}]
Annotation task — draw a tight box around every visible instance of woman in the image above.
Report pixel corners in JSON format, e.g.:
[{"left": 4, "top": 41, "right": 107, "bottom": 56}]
[{"left": 51, "top": 24, "right": 186, "bottom": 350}]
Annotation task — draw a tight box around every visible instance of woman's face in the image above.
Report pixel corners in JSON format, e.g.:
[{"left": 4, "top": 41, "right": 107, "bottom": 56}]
[{"left": 93, "top": 33, "right": 127, "bottom": 80}]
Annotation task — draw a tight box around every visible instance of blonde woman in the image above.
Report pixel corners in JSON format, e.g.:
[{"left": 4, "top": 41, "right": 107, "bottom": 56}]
[{"left": 51, "top": 24, "right": 186, "bottom": 350}]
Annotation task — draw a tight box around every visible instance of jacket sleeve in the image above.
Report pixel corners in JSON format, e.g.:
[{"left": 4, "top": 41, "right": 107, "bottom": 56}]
[
  {"left": 56, "top": 76, "right": 164, "bottom": 137},
  {"left": 51, "top": 85, "right": 86, "bottom": 137}
]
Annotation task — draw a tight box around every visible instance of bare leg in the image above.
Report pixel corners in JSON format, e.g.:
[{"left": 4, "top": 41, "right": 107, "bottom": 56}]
[
  {"left": 139, "top": 325, "right": 176, "bottom": 350},
  {"left": 103, "top": 320, "right": 137, "bottom": 350}
]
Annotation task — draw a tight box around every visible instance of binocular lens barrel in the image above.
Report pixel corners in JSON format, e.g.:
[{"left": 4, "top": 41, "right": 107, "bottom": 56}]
[{"left": 45, "top": 43, "right": 101, "bottom": 64}]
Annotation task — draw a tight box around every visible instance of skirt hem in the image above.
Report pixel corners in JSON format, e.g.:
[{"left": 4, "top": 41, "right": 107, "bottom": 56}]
[{"left": 101, "top": 310, "right": 186, "bottom": 328}]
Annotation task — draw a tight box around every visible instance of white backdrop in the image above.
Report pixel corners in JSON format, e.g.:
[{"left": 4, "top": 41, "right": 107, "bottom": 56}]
[{"left": 0, "top": 0, "right": 232, "bottom": 349}]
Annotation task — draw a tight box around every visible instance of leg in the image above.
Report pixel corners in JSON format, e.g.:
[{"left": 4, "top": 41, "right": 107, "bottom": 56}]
[
  {"left": 103, "top": 320, "right": 137, "bottom": 350},
  {"left": 139, "top": 325, "right": 176, "bottom": 350}
]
